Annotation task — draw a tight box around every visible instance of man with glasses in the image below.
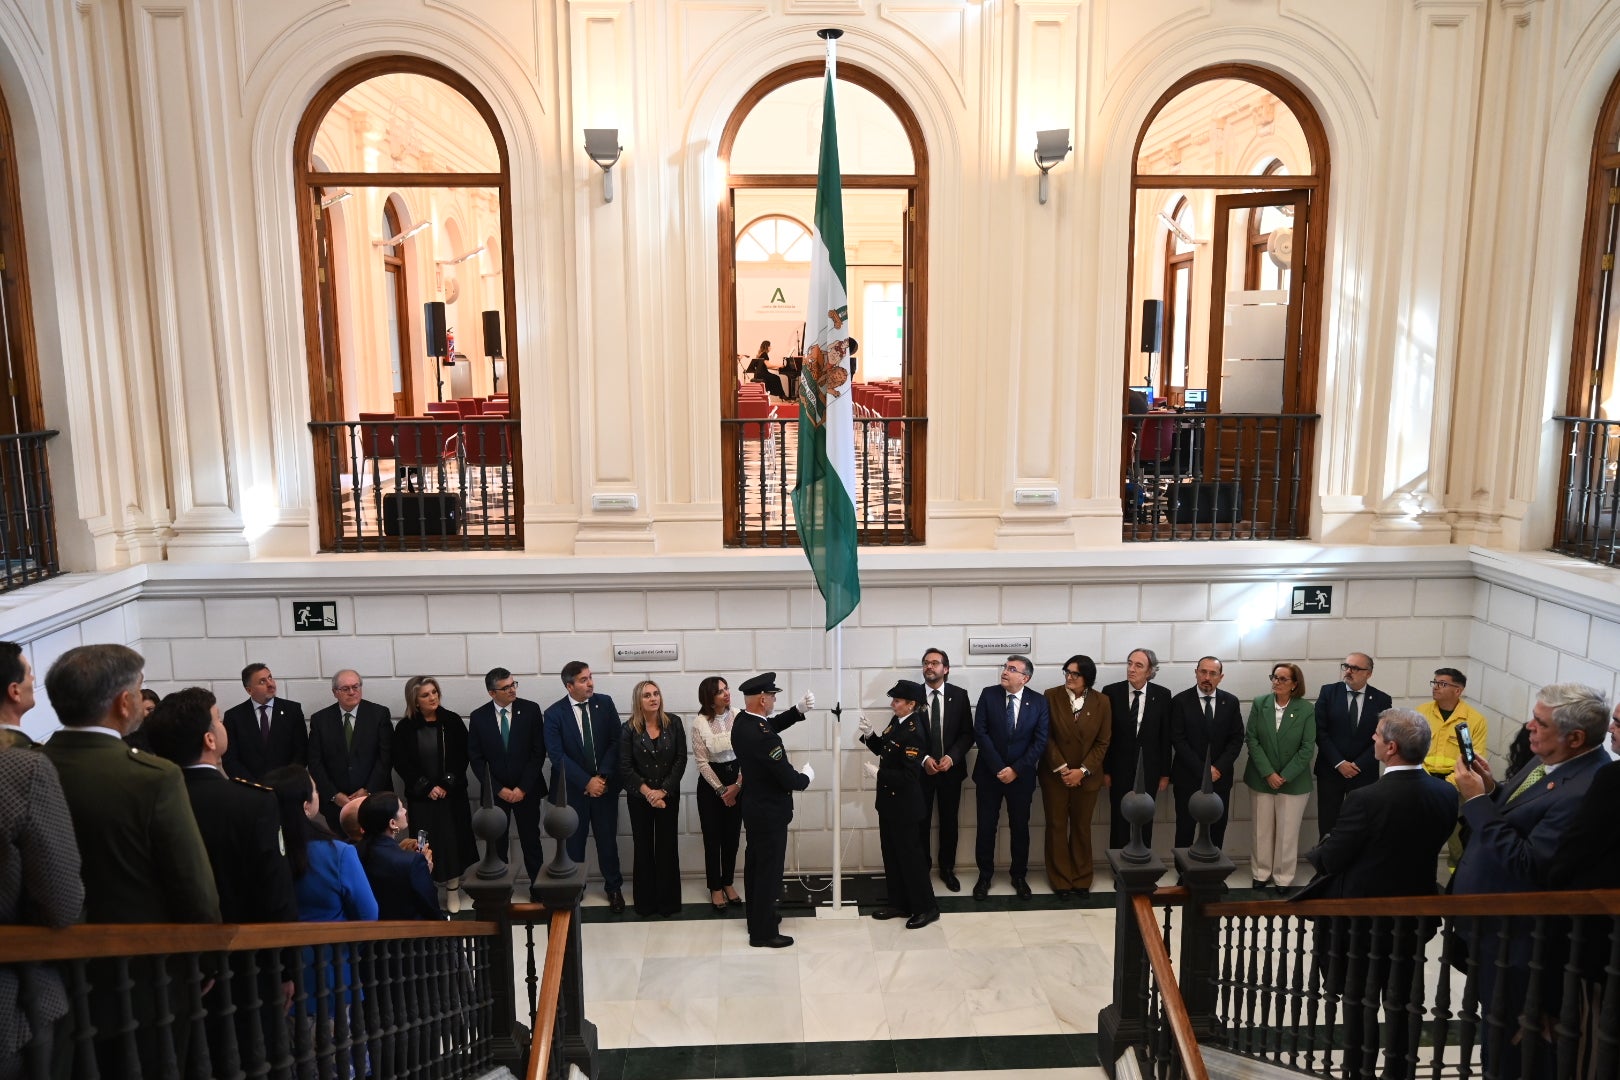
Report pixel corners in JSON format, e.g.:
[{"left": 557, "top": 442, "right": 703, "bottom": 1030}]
[
  {"left": 222, "top": 663, "right": 306, "bottom": 782},
  {"left": 1418, "top": 667, "right": 1487, "bottom": 870},
  {"left": 1312, "top": 652, "right": 1390, "bottom": 836},
  {"left": 918, "top": 648, "right": 973, "bottom": 892},
  {"left": 307, "top": 668, "right": 394, "bottom": 833},
  {"left": 1168, "top": 656, "right": 1245, "bottom": 848},
  {"left": 1102, "top": 648, "right": 1173, "bottom": 848},
  {"left": 469, "top": 667, "right": 548, "bottom": 882},
  {"left": 971, "top": 654, "right": 1049, "bottom": 900}
]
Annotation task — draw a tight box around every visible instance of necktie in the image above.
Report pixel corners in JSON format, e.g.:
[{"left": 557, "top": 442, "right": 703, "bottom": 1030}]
[
  {"left": 578, "top": 702, "right": 597, "bottom": 773},
  {"left": 929, "top": 691, "right": 944, "bottom": 759},
  {"left": 1131, "top": 690, "right": 1142, "bottom": 734},
  {"left": 1006, "top": 693, "right": 1016, "bottom": 733},
  {"left": 1508, "top": 764, "right": 1547, "bottom": 803},
  {"left": 1203, "top": 696, "right": 1214, "bottom": 723},
  {"left": 1348, "top": 691, "right": 1361, "bottom": 736},
  {"left": 500, "top": 707, "right": 510, "bottom": 748},
  {"left": 259, "top": 704, "right": 271, "bottom": 744},
  {"left": 342, "top": 711, "right": 354, "bottom": 749}
]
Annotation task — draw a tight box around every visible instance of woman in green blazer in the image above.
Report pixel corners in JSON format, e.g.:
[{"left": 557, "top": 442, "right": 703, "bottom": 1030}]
[{"left": 1243, "top": 662, "right": 1316, "bottom": 890}]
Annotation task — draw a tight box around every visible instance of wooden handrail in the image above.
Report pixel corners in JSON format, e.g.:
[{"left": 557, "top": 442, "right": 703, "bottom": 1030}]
[
  {"left": 0, "top": 919, "right": 498, "bottom": 963},
  {"left": 1205, "top": 887, "right": 1620, "bottom": 920},
  {"left": 526, "top": 907, "right": 573, "bottom": 1080},
  {"left": 1132, "top": 893, "right": 1209, "bottom": 1080}
]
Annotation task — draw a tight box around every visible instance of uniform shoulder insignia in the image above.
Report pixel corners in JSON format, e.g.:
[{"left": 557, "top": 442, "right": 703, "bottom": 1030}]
[
  {"left": 232, "top": 777, "right": 274, "bottom": 793},
  {"left": 904, "top": 746, "right": 921, "bottom": 758},
  {"left": 769, "top": 746, "right": 785, "bottom": 761}
]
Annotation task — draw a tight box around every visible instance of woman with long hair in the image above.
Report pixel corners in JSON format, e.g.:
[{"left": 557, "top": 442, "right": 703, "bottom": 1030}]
[
  {"left": 619, "top": 680, "right": 686, "bottom": 917},
  {"left": 1243, "top": 662, "right": 1317, "bottom": 892},
  {"left": 356, "top": 792, "right": 442, "bottom": 920},
  {"left": 392, "top": 676, "right": 477, "bottom": 909},
  {"left": 691, "top": 676, "right": 743, "bottom": 911}
]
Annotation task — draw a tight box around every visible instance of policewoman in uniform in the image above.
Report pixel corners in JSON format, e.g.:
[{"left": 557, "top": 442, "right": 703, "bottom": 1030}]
[
  {"left": 860, "top": 679, "right": 939, "bottom": 929},
  {"left": 731, "top": 672, "right": 815, "bottom": 948}
]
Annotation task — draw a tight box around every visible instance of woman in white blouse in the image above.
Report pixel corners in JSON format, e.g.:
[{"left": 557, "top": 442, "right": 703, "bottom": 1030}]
[
  {"left": 692, "top": 676, "right": 744, "bottom": 912},
  {"left": 1242, "top": 662, "right": 1317, "bottom": 892}
]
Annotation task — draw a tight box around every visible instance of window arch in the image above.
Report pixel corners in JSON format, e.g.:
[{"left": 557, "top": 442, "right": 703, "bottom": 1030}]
[
  {"left": 1124, "top": 65, "right": 1329, "bottom": 542},
  {"left": 294, "top": 57, "right": 520, "bottom": 551},
  {"left": 717, "top": 63, "right": 929, "bottom": 547}
]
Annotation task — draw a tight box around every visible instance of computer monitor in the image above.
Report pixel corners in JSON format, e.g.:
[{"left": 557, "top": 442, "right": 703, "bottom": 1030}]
[
  {"left": 1184, "top": 387, "right": 1208, "bottom": 411},
  {"left": 1129, "top": 385, "right": 1154, "bottom": 408}
]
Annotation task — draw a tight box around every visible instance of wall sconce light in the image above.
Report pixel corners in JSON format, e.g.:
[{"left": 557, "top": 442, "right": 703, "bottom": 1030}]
[
  {"left": 1034, "top": 128, "right": 1072, "bottom": 205},
  {"left": 584, "top": 128, "right": 623, "bottom": 203}
]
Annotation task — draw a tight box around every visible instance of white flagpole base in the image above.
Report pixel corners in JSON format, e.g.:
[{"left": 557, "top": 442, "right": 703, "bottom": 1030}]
[{"left": 815, "top": 902, "right": 862, "bottom": 920}]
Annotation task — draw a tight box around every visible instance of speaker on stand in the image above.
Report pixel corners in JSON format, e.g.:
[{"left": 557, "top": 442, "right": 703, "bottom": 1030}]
[
  {"left": 425, "top": 301, "right": 448, "bottom": 402},
  {"left": 482, "top": 310, "right": 503, "bottom": 393},
  {"left": 1140, "top": 299, "right": 1163, "bottom": 389}
]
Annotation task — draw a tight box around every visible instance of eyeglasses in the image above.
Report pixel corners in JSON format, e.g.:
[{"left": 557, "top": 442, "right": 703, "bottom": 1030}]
[
  {"left": 1340, "top": 663, "right": 1370, "bottom": 673},
  {"left": 1002, "top": 664, "right": 1029, "bottom": 675},
  {"left": 1269, "top": 674, "right": 1293, "bottom": 683},
  {"left": 335, "top": 684, "right": 361, "bottom": 693},
  {"left": 1430, "top": 680, "right": 1460, "bottom": 690},
  {"left": 1063, "top": 669, "right": 1083, "bottom": 678},
  {"left": 494, "top": 682, "right": 518, "bottom": 693}
]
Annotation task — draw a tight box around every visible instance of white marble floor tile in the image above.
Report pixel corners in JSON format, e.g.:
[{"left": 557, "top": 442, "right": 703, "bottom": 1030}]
[
  {"left": 874, "top": 948, "right": 967, "bottom": 994},
  {"left": 965, "top": 984, "right": 1062, "bottom": 1037},
  {"left": 587, "top": 999, "right": 638, "bottom": 1049},
  {"left": 1038, "top": 977, "right": 1111, "bottom": 1036},
  {"left": 947, "top": 946, "right": 1036, "bottom": 992},
  {"left": 641, "top": 917, "right": 725, "bottom": 957},
  {"left": 581, "top": 920, "right": 651, "bottom": 957},
  {"left": 637, "top": 954, "right": 720, "bottom": 998},
  {"left": 715, "top": 993, "right": 805, "bottom": 1044},
  {"left": 583, "top": 950, "right": 643, "bottom": 1002},
  {"left": 1007, "top": 908, "right": 1101, "bottom": 946},
  {"left": 797, "top": 948, "right": 882, "bottom": 995},
  {"left": 791, "top": 913, "right": 873, "bottom": 953},
  {"left": 1026, "top": 941, "right": 1113, "bottom": 989},
  {"left": 723, "top": 951, "right": 803, "bottom": 997},
  {"left": 626, "top": 995, "right": 720, "bottom": 1048},
  {"left": 866, "top": 913, "right": 950, "bottom": 951},
  {"left": 800, "top": 990, "right": 890, "bottom": 1042},
  {"left": 881, "top": 988, "right": 974, "bottom": 1039},
  {"left": 939, "top": 910, "right": 1025, "bottom": 950}
]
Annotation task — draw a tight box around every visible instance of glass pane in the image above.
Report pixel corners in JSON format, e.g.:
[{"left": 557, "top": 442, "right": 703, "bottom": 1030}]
[
  {"left": 1219, "top": 202, "right": 1295, "bottom": 412},
  {"left": 1170, "top": 264, "right": 1191, "bottom": 387},
  {"left": 384, "top": 267, "right": 404, "bottom": 395},
  {"left": 730, "top": 78, "right": 914, "bottom": 175},
  {"left": 311, "top": 73, "right": 499, "bottom": 173},
  {"left": 1137, "top": 78, "right": 1313, "bottom": 176}
]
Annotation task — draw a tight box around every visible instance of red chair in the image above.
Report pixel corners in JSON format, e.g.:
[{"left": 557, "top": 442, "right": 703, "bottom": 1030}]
[
  {"left": 737, "top": 396, "right": 772, "bottom": 441},
  {"left": 425, "top": 402, "right": 460, "bottom": 418},
  {"left": 395, "top": 418, "right": 456, "bottom": 491},
  {"left": 479, "top": 400, "right": 510, "bottom": 415}
]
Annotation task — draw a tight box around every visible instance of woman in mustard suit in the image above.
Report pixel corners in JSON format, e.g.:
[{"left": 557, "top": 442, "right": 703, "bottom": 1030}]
[
  {"left": 1040, "top": 654, "right": 1111, "bottom": 899},
  {"left": 1243, "top": 662, "right": 1316, "bottom": 891}
]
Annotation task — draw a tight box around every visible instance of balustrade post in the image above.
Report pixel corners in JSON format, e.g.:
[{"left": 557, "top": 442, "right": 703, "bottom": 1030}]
[
  {"left": 1174, "top": 754, "right": 1234, "bottom": 1043},
  {"left": 1097, "top": 755, "right": 1167, "bottom": 1077},
  {"left": 529, "top": 765, "right": 596, "bottom": 1079},
  {"left": 465, "top": 783, "right": 528, "bottom": 1076}
]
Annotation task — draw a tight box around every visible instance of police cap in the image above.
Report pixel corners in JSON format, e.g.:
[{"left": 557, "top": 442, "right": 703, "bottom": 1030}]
[{"left": 739, "top": 672, "right": 783, "bottom": 696}]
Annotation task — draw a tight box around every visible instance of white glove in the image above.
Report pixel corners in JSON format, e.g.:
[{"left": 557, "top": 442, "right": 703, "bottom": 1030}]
[
  {"left": 863, "top": 760, "right": 880, "bottom": 780},
  {"left": 856, "top": 712, "right": 874, "bottom": 738},
  {"left": 798, "top": 690, "right": 815, "bottom": 712},
  {"left": 800, "top": 763, "right": 816, "bottom": 786}
]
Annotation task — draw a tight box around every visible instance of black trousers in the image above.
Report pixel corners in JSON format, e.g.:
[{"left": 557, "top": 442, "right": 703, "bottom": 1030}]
[
  {"left": 880, "top": 810, "right": 936, "bottom": 915},
  {"left": 1108, "top": 781, "right": 1157, "bottom": 849},
  {"left": 625, "top": 795, "right": 681, "bottom": 915},
  {"left": 492, "top": 794, "right": 544, "bottom": 880},
  {"left": 742, "top": 812, "right": 789, "bottom": 942},
  {"left": 696, "top": 782, "right": 742, "bottom": 890},
  {"left": 974, "top": 777, "right": 1034, "bottom": 880},
  {"left": 1172, "top": 779, "right": 1233, "bottom": 849},
  {"left": 918, "top": 773, "right": 964, "bottom": 873}
]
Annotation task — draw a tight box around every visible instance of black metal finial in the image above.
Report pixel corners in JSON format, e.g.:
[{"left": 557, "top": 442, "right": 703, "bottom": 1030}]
[
  {"left": 1119, "top": 750, "right": 1156, "bottom": 864},
  {"left": 818, "top": 28, "right": 844, "bottom": 40},
  {"left": 1187, "top": 746, "right": 1225, "bottom": 863}
]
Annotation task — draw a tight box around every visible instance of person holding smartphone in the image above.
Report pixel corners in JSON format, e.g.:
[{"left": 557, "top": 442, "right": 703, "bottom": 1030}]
[{"left": 1417, "top": 667, "right": 1489, "bottom": 871}]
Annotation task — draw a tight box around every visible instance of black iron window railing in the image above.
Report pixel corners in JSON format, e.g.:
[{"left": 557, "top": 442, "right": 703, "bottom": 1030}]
[
  {"left": 309, "top": 419, "right": 520, "bottom": 552},
  {"left": 722, "top": 415, "right": 924, "bottom": 547},
  {"left": 0, "top": 429, "right": 61, "bottom": 591},
  {"left": 1122, "top": 412, "right": 1318, "bottom": 541},
  {"left": 1553, "top": 416, "right": 1620, "bottom": 566}
]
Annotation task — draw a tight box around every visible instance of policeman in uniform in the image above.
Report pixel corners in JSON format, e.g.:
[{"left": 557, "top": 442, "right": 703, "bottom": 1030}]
[
  {"left": 860, "top": 679, "right": 939, "bottom": 929},
  {"left": 731, "top": 672, "right": 815, "bottom": 948}
]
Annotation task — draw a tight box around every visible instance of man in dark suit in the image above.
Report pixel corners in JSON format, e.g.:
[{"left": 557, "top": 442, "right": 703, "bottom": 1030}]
[
  {"left": 41, "top": 644, "right": 220, "bottom": 1075},
  {"left": 971, "top": 654, "right": 1050, "bottom": 900},
  {"left": 223, "top": 662, "right": 306, "bottom": 782},
  {"left": 1101, "top": 648, "right": 1173, "bottom": 849},
  {"left": 542, "top": 660, "right": 625, "bottom": 912},
  {"left": 1313, "top": 651, "right": 1391, "bottom": 836},
  {"left": 469, "top": 666, "right": 548, "bottom": 881},
  {"left": 731, "top": 672, "right": 815, "bottom": 947},
  {"left": 1453, "top": 683, "right": 1611, "bottom": 1080},
  {"left": 0, "top": 640, "right": 36, "bottom": 750},
  {"left": 1300, "top": 708, "right": 1456, "bottom": 1080},
  {"left": 1168, "top": 655, "right": 1245, "bottom": 848},
  {"left": 918, "top": 647, "right": 973, "bottom": 891},
  {"left": 306, "top": 668, "right": 393, "bottom": 833}
]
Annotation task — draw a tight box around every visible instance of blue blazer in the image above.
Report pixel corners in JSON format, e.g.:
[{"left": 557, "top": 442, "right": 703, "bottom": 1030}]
[
  {"left": 542, "top": 693, "right": 621, "bottom": 801},
  {"left": 468, "top": 697, "right": 548, "bottom": 798},
  {"left": 359, "top": 836, "right": 443, "bottom": 920},
  {"left": 1313, "top": 681, "right": 1390, "bottom": 779},
  {"left": 971, "top": 685, "right": 1049, "bottom": 788},
  {"left": 1455, "top": 748, "right": 1608, "bottom": 894}
]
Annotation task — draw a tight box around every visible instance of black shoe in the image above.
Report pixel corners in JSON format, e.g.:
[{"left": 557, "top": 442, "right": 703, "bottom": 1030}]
[
  {"left": 1012, "top": 877, "right": 1033, "bottom": 900},
  {"left": 1250, "top": 878, "right": 1270, "bottom": 891},
  {"left": 972, "top": 878, "right": 991, "bottom": 901},
  {"left": 608, "top": 890, "right": 625, "bottom": 914},
  {"left": 940, "top": 870, "right": 961, "bottom": 893},
  {"left": 905, "top": 910, "right": 940, "bottom": 930},
  {"left": 749, "top": 934, "right": 794, "bottom": 948},
  {"left": 872, "top": 908, "right": 907, "bottom": 921},
  {"left": 1074, "top": 887, "right": 1090, "bottom": 899},
  {"left": 1055, "top": 889, "right": 1072, "bottom": 902}
]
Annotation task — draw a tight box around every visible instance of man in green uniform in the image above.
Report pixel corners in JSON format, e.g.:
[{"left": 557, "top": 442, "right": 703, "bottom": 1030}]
[{"left": 731, "top": 672, "right": 814, "bottom": 948}]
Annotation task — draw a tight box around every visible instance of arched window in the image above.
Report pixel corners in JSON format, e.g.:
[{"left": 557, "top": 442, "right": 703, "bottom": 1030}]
[
  {"left": 718, "top": 64, "right": 929, "bottom": 547},
  {"left": 1125, "top": 66, "right": 1328, "bottom": 541},
  {"left": 294, "top": 59, "right": 519, "bottom": 551}
]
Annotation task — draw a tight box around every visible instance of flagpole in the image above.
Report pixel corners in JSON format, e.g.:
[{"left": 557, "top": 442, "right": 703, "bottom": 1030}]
[{"left": 831, "top": 621, "right": 844, "bottom": 912}]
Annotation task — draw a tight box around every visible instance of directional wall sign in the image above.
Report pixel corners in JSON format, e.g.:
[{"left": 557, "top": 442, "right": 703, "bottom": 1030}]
[
  {"left": 969, "top": 636, "right": 1033, "bottom": 655},
  {"left": 1291, "top": 585, "right": 1333, "bottom": 615},
  {"left": 292, "top": 601, "right": 339, "bottom": 632}
]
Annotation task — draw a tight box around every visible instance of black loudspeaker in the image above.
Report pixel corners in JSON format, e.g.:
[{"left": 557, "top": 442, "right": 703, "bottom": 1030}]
[
  {"left": 1141, "top": 299, "right": 1163, "bottom": 354},
  {"left": 482, "top": 310, "right": 502, "bottom": 358},
  {"left": 1168, "top": 482, "right": 1242, "bottom": 525},
  {"left": 424, "top": 302, "right": 448, "bottom": 358},
  {"left": 382, "top": 492, "right": 465, "bottom": 537}
]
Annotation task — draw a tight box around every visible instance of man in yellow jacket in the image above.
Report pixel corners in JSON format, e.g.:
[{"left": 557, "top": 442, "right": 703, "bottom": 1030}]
[{"left": 1416, "top": 666, "right": 1487, "bottom": 870}]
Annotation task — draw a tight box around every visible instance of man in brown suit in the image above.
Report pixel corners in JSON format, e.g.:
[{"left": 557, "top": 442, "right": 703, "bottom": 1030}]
[{"left": 1040, "top": 654, "right": 1112, "bottom": 899}]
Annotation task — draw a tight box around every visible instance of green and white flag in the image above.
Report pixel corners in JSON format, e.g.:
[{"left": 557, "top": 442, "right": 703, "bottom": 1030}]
[{"left": 792, "top": 41, "right": 860, "bottom": 631}]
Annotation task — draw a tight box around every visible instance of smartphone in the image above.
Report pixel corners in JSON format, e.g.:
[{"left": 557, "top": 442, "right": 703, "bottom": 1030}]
[
  {"left": 416, "top": 829, "right": 430, "bottom": 849},
  {"left": 1455, "top": 722, "right": 1476, "bottom": 767}
]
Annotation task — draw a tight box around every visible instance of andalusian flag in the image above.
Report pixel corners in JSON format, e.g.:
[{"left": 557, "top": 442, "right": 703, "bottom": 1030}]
[{"left": 792, "top": 34, "right": 860, "bottom": 631}]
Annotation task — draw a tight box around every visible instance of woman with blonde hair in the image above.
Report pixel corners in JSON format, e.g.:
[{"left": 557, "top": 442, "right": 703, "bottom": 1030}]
[
  {"left": 1243, "top": 662, "right": 1316, "bottom": 892},
  {"left": 393, "top": 675, "right": 476, "bottom": 909},
  {"left": 620, "top": 679, "right": 687, "bottom": 916}
]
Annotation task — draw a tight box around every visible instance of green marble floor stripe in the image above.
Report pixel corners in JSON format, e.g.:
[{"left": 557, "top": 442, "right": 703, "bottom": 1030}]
[{"left": 596, "top": 1033, "right": 1100, "bottom": 1080}]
